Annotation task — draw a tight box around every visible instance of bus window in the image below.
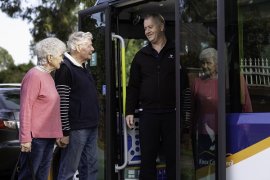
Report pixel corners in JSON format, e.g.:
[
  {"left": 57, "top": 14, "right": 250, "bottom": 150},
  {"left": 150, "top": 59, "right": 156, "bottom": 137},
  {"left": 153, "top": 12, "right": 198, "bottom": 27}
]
[
  {"left": 179, "top": 0, "right": 218, "bottom": 179},
  {"left": 237, "top": 1, "right": 270, "bottom": 113},
  {"left": 225, "top": 1, "right": 270, "bottom": 179}
]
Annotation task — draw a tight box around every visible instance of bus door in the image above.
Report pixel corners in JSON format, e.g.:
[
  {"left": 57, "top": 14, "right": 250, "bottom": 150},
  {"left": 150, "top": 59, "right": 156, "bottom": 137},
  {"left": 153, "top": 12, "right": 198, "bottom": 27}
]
[{"left": 178, "top": 0, "right": 220, "bottom": 179}]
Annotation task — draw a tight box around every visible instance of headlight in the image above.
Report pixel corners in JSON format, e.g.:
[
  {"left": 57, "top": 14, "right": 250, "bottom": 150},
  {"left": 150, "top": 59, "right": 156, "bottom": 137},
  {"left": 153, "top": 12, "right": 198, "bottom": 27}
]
[{"left": 0, "top": 119, "right": 19, "bottom": 129}]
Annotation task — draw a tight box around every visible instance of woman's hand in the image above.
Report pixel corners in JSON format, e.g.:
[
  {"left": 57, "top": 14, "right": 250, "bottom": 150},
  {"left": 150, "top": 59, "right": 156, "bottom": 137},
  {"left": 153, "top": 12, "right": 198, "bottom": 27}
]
[{"left": 20, "top": 142, "right": 31, "bottom": 152}]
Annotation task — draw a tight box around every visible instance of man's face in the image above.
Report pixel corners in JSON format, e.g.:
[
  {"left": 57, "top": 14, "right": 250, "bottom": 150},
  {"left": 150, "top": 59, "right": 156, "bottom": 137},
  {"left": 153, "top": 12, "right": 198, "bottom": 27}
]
[
  {"left": 78, "top": 40, "right": 95, "bottom": 62},
  {"left": 200, "top": 57, "right": 217, "bottom": 77},
  {"left": 144, "top": 17, "right": 164, "bottom": 44}
]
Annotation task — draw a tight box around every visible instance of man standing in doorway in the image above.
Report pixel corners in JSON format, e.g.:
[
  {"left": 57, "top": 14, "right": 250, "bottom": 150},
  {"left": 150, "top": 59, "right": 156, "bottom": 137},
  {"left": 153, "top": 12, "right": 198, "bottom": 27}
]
[{"left": 126, "top": 13, "right": 176, "bottom": 180}]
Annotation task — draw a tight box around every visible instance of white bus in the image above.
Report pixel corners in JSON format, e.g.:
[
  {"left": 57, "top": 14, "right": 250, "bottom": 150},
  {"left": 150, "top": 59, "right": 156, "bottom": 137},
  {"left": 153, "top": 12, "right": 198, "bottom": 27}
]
[{"left": 52, "top": 1, "right": 270, "bottom": 180}]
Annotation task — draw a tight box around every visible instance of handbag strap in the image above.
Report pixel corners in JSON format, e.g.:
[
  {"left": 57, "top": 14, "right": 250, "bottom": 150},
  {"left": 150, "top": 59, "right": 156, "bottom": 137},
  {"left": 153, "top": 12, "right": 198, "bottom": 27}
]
[
  {"left": 27, "top": 153, "right": 36, "bottom": 180},
  {"left": 11, "top": 151, "right": 21, "bottom": 180}
]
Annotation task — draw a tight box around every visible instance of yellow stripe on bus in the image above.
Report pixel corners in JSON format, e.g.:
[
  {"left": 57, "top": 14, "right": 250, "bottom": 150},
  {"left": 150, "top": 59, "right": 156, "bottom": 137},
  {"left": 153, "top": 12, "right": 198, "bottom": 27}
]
[{"left": 226, "top": 136, "right": 270, "bottom": 167}]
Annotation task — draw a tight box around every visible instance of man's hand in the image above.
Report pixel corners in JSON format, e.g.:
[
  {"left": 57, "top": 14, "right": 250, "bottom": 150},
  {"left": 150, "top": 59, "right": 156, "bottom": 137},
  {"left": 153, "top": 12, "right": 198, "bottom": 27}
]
[
  {"left": 20, "top": 142, "right": 31, "bottom": 152},
  {"left": 56, "top": 136, "right": 69, "bottom": 148},
  {"left": 126, "top": 115, "right": 135, "bottom": 129}
]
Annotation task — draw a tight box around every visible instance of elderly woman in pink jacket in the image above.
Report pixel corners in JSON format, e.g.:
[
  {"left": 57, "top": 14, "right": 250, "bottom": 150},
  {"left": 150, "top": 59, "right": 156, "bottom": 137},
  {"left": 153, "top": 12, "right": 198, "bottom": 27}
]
[{"left": 19, "top": 37, "right": 66, "bottom": 180}]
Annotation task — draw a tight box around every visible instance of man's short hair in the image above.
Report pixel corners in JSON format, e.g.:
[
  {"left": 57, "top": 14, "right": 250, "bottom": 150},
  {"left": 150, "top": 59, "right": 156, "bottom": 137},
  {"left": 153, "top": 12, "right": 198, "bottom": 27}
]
[{"left": 144, "top": 13, "right": 165, "bottom": 26}]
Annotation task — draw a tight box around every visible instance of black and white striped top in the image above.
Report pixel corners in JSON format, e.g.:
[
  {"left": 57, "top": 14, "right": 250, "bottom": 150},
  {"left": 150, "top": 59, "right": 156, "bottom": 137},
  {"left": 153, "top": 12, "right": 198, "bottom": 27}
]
[{"left": 56, "top": 84, "right": 71, "bottom": 133}]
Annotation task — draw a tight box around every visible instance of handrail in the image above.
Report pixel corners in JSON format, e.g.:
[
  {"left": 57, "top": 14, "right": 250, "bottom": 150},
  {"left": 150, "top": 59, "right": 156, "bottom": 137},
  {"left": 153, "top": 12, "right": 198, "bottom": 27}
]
[{"left": 112, "top": 33, "right": 128, "bottom": 172}]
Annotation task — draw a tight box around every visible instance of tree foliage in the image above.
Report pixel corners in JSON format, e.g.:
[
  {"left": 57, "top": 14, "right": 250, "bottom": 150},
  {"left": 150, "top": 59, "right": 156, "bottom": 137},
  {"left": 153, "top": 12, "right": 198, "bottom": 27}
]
[
  {"left": 125, "top": 39, "right": 144, "bottom": 82},
  {"left": 0, "top": 62, "right": 34, "bottom": 83},
  {"left": 0, "top": 47, "right": 14, "bottom": 71},
  {"left": 0, "top": 0, "right": 95, "bottom": 43},
  {"left": 0, "top": 0, "right": 95, "bottom": 83}
]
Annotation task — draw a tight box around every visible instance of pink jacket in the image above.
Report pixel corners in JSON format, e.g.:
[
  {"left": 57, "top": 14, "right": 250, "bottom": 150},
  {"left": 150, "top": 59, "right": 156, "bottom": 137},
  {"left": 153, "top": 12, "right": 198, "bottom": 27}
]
[{"left": 19, "top": 68, "right": 63, "bottom": 143}]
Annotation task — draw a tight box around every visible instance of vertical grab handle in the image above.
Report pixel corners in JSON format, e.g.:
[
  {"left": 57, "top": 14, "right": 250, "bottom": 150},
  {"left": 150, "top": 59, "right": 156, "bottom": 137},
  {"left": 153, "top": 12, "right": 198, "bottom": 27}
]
[{"left": 112, "top": 34, "right": 128, "bottom": 172}]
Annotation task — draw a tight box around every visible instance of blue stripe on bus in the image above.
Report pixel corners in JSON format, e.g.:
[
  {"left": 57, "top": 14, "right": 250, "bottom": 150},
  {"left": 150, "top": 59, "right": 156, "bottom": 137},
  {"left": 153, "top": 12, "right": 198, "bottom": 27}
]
[{"left": 226, "top": 113, "right": 270, "bottom": 155}]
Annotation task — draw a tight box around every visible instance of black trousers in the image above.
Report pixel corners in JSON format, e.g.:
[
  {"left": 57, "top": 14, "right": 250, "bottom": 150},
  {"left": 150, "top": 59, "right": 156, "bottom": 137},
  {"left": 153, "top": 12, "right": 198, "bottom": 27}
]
[{"left": 139, "top": 111, "right": 176, "bottom": 180}]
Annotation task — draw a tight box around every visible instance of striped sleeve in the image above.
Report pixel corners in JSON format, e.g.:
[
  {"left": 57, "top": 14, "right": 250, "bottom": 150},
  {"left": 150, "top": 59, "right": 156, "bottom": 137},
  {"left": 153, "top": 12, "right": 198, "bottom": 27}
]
[
  {"left": 56, "top": 85, "right": 71, "bottom": 136},
  {"left": 55, "top": 63, "right": 72, "bottom": 136}
]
